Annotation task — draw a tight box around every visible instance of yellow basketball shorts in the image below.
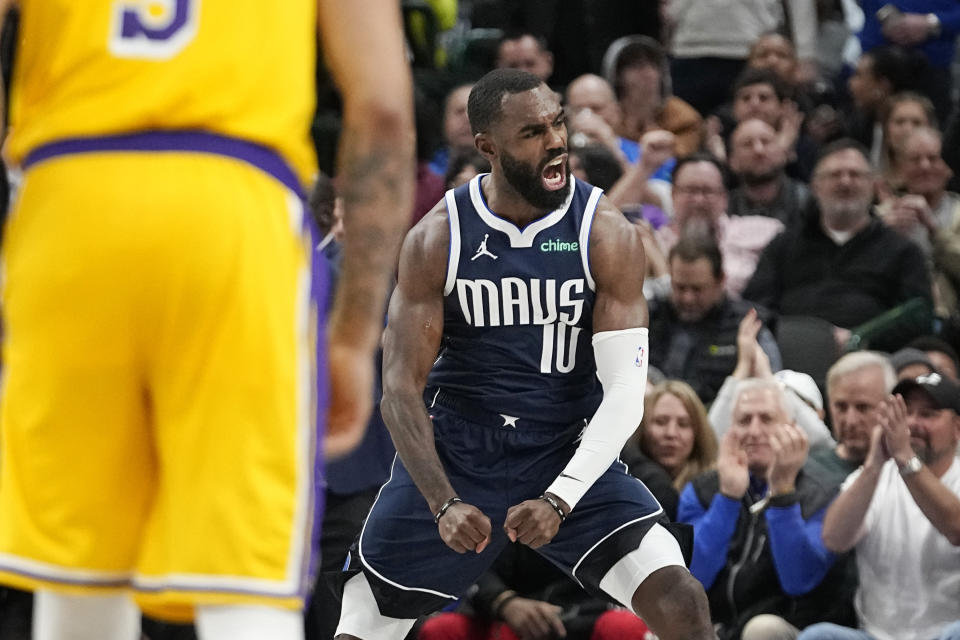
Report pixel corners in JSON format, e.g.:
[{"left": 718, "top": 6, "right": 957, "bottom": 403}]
[{"left": 0, "top": 132, "right": 324, "bottom": 622}]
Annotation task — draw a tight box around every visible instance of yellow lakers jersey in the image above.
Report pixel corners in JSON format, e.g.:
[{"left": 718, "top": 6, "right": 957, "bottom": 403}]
[{"left": 8, "top": 0, "right": 318, "bottom": 186}]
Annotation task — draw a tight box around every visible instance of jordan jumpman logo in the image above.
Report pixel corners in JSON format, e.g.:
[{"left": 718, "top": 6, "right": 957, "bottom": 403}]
[{"left": 471, "top": 233, "right": 498, "bottom": 260}]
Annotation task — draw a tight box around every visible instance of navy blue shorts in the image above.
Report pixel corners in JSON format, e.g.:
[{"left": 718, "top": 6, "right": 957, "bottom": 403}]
[{"left": 344, "top": 394, "right": 665, "bottom": 618}]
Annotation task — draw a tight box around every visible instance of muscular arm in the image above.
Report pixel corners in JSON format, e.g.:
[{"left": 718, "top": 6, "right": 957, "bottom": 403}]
[
  {"left": 380, "top": 209, "right": 452, "bottom": 515},
  {"left": 382, "top": 208, "right": 493, "bottom": 553},
  {"left": 543, "top": 198, "right": 649, "bottom": 510},
  {"left": 589, "top": 199, "right": 648, "bottom": 333},
  {"left": 317, "top": 0, "right": 416, "bottom": 454}
]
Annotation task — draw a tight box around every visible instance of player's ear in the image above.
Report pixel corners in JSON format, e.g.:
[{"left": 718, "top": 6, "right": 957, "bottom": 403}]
[{"left": 475, "top": 133, "right": 496, "bottom": 161}]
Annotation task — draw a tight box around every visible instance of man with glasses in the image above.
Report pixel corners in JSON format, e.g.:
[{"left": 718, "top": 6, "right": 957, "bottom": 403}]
[
  {"left": 654, "top": 153, "right": 783, "bottom": 297},
  {"left": 744, "top": 139, "right": 931, "bottom": 345},
  {"left": 799, "top": 372, "right": 960, "bottom": 640}
]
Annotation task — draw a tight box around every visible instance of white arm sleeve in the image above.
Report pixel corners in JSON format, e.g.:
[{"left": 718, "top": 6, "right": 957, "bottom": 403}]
[{"left": 545, "top": 327, "right": 649, "bottom": 510}]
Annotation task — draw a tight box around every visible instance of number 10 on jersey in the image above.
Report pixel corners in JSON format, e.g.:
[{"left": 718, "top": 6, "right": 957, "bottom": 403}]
[{"left": 540, "top": 323, "right": 581, "bottom": 374}]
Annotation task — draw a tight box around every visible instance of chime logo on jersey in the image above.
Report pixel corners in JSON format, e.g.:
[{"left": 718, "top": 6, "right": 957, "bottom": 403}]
[{"left": 540, "top": 238, "right": 579, "bottom": 252}]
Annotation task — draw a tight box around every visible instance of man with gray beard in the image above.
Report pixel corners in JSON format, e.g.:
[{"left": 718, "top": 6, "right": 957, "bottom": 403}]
[{"left": 743, "top": 139, "right": 931, "bottom": 338}]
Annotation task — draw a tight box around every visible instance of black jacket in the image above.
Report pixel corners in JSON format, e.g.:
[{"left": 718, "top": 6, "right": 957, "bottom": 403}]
[
  {"left": 648, "top": 297, "right": 776, "bottom": 404},
  {"left": 743, "top": 206, "right": 931, "bottom": 329}
]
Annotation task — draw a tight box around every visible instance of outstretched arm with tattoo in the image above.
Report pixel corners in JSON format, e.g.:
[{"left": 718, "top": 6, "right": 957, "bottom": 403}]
[{"left": 317, "top": 0, "right": 416, "bottom": 457}]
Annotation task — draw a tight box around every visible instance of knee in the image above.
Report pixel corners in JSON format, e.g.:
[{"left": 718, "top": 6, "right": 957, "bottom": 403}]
[
  {"left": 630, "top": 567, "right": 712, "bottom": 640},
  {"left": 742, "top": 614, "right": 799, "bottom": 640},
  {"left": 631, "top": 567, "right": 707, "bottom": 618},
  {"left": 590, "top": 610, "right": 651, "bottom": 640}
]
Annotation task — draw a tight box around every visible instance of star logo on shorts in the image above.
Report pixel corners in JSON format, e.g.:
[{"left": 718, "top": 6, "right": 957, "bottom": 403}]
[{"left": 499, "top": 414, "right": 518, "bottom": 428}]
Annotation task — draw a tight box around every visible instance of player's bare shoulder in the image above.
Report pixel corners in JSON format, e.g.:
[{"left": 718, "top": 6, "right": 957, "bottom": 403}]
[
  {"left": 588, "top": 195, "right": 645, "bottom": 284},
  {"left": 397, "top": 199, "right": 452, "bottom": 293}
]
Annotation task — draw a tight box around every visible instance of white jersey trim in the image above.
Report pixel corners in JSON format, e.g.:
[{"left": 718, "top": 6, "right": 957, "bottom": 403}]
[
  {"left": 0, "top": 553, "right": 131, "bottom": 586},
  {"left": 579, "top": 187, "right": 602, "bottom": 292},
  {"left": 469, "top": 174, "right": 577, "bottom": 248},
  {"left": 443, "top": 190, "right": 461, "bottom": 296}
]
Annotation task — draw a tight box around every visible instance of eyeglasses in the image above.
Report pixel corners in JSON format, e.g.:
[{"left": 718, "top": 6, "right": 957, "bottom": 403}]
[{"left": 674, "top": 185, "right": 725, "bottom": 197}]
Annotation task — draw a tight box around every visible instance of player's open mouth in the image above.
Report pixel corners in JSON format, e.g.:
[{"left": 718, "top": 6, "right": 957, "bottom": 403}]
[{"left": 541, "top": 154, "right": 568, "bottom": 191}]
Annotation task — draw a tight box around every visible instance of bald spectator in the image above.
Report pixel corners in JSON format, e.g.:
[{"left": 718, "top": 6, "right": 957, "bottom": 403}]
[
  {"left": 728, "top": 118, "right": 812, "bottom": 227},
  {"left": 495, "top": 32, "right": 553, "bottom": 82},
  {"left": 565, "top": 73, "right": 666, "bottom": 172},
  {"left": 655, "top": 153, "right": 784, "bottom": 298},
  {"left": 743, "top": 139, "right": 932, "bottom": 341}
]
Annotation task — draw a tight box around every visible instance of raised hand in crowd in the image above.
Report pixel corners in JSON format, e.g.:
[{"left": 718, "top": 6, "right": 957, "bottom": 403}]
[
  {"left": 776, "top": 99, "right": 803, "bottom": 160},
  {"left": 881, "top": 12, "right": 939, "bottom": 47},
  {"left": 717, "top": 428, "right": 750, "bottom": 499},
  {"left": 767, "top": 423, "right": 809, "bottom": 495},
  {"left": 703, "top": 115, "right": 726, "bottom": 162},
  {"left": 876, "top": 392, "right": 913, "bottom": 466},
  {"left": 569, "top": 107, "right": 625, "bottom": 166},
  {"left": 880, "top": 193, "right": 938, "bottom": 236},
  {"left": 732, "top": 308, "right": 772, "bottom": 379},
  {"left": 607, "top": 128, "right": 676, "bottom": 210}
]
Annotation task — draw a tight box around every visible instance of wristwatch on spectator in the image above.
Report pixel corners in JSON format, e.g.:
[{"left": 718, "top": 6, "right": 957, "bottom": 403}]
[
  {"left": 899, "top": 455, "right": 923, "bottom": 477},
  {"left": 926, "top": 13, "right": 942, "bottom": 38}
]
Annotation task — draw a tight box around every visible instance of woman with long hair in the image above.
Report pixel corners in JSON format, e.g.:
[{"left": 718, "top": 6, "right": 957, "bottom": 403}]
[{"left": 630, "top": 380, "right": 719, "bottom": 494}]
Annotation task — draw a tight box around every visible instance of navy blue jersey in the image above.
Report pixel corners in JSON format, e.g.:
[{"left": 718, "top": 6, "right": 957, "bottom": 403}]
[{"left": 427, "top": 174, "right": 603, "bottom": 422}]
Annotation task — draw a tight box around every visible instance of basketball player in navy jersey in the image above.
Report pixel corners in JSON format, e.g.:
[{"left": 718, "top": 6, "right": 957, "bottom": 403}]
[{"left": 334, "top": 69, "right": 713, "bottom": 640}]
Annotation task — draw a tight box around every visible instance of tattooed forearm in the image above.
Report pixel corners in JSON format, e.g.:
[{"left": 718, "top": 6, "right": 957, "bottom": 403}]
[{"left": 329, "top": 119, "right": 415, "bottom": 352}]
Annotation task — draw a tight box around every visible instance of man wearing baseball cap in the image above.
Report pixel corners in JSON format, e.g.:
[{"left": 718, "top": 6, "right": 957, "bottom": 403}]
[{"left": 800, "top": 373, "right": 960, "bottom": 640}]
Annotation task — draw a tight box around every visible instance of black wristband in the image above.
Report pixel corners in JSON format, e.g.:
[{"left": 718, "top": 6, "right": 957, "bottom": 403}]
[
  {"left": 434, "top": 496, "right": 463, "bottom": 524},
  {"left": 768, "top": 490, "right": 798, "bottom": 508},
  {"left": 540, "top": 493, "right": 566, "bottom": 522}
]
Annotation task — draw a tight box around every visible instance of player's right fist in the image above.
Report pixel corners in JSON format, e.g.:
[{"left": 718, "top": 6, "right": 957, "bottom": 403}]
[{"left": 438, "top": 502, "right": 492, "bottom": 554}]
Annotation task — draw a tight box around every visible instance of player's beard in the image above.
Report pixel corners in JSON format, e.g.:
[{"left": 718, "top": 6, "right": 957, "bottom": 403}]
[{"left": 500, "top": 149, "right": 571, "bottom": 212}]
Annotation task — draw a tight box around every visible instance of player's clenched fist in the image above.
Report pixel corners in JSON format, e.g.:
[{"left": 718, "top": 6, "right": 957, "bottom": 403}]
[
  {"left": 437, "top": 502, "right": 492, "bottom": 554},
  {"left": 504, "top": 499, "right": 563, "bottom": 549}
]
